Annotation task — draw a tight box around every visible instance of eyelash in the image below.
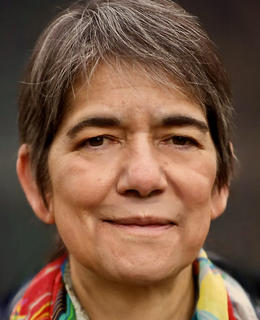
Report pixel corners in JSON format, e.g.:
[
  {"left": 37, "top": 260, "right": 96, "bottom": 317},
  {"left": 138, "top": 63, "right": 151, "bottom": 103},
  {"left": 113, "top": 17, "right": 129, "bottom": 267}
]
[
  {"left": 77, "top": 134, "right": 200, "bottom": 151},
  {"left": 162, "top": 135, "right": 200, "bottom": 148},
  {"left": 77, "top": 135, "right": 117, "bottom": 149}
]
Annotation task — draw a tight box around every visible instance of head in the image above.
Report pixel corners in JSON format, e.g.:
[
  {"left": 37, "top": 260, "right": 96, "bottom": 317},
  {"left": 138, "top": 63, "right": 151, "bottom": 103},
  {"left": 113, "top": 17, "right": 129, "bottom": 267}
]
[{"left": 17, "top": 0, "right": 234, "bottom": 283}]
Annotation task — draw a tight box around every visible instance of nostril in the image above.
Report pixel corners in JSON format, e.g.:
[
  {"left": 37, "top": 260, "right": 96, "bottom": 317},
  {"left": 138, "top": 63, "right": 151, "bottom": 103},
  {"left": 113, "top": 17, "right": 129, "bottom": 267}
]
[
  {"left": 148, "top": 189, "right": 163, "bottom": 197},
  {"left": 122, "top": 189, "right": 163, "bottom": 198},
  {"left": 123, "top": 189, "right": 141, "bottom": 197}
]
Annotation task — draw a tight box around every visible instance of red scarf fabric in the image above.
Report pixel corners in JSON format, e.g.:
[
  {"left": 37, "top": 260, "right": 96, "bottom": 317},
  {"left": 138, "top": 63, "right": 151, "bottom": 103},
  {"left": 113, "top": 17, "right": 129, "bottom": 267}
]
[
  {"left": 11, "top": 256, "right": 66, "bottom": 319},
  {"left": 11, "top": 253, "right": 245, "bottom": 320}
]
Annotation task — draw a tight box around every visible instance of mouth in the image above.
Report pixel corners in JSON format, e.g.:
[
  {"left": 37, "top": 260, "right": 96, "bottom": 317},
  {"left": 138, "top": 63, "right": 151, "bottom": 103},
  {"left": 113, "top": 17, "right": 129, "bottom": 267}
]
[
  {"left": 102, "top": 216, "right": 176, "bottom": 235},
  {"left": 104, "top": 217, "right": 175, "bottom": 226}
]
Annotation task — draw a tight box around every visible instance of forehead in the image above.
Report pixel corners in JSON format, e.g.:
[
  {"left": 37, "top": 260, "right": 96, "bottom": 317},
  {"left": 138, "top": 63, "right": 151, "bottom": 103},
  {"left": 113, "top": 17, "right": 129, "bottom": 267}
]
[{"left": 64, "top": 62, "right": 206, "bottom": 124}]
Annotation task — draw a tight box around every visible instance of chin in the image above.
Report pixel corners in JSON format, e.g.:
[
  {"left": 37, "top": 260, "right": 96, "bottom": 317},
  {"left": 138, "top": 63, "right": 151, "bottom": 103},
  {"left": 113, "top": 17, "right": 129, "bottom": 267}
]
[
  {"left": 101, "top": 257, "right": 190, "bottom": 286},
  {"left": 116, "top": 272, "right": 176, "bottom": 286}
]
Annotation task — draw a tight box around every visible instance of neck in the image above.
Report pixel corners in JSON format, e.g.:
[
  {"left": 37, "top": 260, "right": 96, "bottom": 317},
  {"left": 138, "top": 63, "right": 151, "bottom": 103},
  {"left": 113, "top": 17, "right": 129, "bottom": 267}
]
[{"left": 69, "top": 259, "right": 195, "bottom": 320}]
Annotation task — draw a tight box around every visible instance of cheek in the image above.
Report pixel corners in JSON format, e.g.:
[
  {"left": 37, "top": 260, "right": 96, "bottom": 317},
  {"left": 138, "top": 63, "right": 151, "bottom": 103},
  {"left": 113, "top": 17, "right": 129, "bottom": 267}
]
[
  {"left": 171, "top": 155, "right": 216, "bottom": 250},
  {"left": 49, "top": 155, "right": 117, "bottom": 208},
  {"left": 170, "top": 153, "right": 217, "bottom": 207}
]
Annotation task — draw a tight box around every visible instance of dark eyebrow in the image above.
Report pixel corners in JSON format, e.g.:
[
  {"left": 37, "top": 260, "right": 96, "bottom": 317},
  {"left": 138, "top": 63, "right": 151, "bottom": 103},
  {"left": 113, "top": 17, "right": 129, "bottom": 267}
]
[
  {"left": 67, "top": 114, "right": 208, "bottom": 138},
  {"left": 161, "top": 115, "right": 209, "bottom": 132},
  {"left": 67, "top": 116, "right": 121, "bottom": 138}
]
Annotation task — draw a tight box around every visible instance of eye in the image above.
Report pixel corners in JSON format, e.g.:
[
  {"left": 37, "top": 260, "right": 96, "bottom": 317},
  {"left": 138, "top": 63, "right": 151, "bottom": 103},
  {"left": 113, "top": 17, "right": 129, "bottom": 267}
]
[
  {"left": 86, "top": 136, "right": 105, "bottom": 147},
  {"left": 171, "top": 136, "right": 198, "bottom": 146},
  {"left": 77, "top": 135, "right": 119, "bottom": 150},
  {"left": 162, "top": 135, "right": 200, "bottom": 148}
]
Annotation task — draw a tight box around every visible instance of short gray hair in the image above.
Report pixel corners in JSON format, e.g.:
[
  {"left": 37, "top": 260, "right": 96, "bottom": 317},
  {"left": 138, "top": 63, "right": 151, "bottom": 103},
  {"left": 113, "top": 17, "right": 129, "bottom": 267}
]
[{"left": 19, "top": 0, "right": 234, "bottom": 200}]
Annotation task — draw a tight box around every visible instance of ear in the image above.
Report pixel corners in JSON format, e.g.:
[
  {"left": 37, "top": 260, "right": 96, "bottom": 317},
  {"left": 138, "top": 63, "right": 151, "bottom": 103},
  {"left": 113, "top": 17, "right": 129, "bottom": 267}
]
[
  {"left": 210, "top": 185, "right": 229, "bottom": 220},
  {"left": 16, "top": 144, "right": 55, "bottom": 224}
]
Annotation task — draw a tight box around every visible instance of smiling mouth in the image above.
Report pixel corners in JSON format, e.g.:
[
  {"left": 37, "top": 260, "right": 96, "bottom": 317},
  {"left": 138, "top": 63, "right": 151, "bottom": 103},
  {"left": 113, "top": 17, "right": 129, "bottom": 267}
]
[{"left": 103, "top": 217, "right": 176, "bottom": 228}]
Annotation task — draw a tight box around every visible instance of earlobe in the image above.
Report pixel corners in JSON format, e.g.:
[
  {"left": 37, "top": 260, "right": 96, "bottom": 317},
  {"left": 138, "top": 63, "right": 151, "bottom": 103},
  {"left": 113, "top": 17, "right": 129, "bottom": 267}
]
[
  {"left": 16, "top": 144, "right": 55, "bottom": 224},
  {"left": 210, "top": 186, "right": 229, "bottom": 220}
]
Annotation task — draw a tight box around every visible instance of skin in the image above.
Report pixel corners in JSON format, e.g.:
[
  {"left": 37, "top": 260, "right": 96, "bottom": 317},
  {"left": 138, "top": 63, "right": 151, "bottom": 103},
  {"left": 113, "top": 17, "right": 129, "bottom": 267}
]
[{"left": 17, "top": 63, "right": 228, "bottom": 320}]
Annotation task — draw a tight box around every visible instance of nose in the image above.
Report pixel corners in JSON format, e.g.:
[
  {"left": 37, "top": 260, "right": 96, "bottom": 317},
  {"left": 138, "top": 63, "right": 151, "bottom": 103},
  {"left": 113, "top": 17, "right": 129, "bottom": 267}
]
[{"left": 117, "top": 139, "right": 167, "bottom": 198}]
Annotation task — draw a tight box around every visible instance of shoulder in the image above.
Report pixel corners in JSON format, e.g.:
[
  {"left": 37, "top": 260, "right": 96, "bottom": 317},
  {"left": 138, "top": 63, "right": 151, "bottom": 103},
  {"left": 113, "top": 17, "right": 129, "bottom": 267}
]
[
  {"left": 209, "top": 252, "right": 259, "bottom": 320},
  {"left": 9, "top": 255, "right": 67, "bottom": 320}
]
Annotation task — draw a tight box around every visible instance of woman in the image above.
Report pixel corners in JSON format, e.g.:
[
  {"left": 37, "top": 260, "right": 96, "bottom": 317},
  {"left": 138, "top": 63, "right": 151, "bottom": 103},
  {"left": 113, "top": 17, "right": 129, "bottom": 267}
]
[{"left": 10, "top": 0, "right": 258, "bottom": 319}]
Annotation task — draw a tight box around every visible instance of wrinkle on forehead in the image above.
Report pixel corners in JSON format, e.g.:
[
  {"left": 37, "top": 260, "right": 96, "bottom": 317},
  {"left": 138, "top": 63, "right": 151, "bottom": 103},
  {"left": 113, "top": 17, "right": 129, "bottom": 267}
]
[{"left": 67, "top": 61, "right": 206, "bottom": 115}]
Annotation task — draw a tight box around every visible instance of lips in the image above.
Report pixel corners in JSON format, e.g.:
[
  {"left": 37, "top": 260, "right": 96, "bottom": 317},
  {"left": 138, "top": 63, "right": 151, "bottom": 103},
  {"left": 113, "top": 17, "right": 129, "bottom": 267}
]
[
  {"left": 103, "top": 216, "right": 175, "bottom": 227},
  {"left": 101, "top": 216, "right": 176, "bottom": 237}
]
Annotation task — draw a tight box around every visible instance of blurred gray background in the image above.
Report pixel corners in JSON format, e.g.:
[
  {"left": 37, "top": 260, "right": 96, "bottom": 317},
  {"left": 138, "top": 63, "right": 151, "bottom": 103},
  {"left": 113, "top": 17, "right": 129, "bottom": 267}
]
[{"left": 1, "top": 0, "right": 259, "bottom": 303}]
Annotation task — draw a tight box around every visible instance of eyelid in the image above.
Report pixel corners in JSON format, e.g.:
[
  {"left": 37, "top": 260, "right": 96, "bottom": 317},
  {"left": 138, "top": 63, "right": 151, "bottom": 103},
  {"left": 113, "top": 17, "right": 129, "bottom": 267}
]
[
  {"left": 76, "top": 134, "right": 119, "bottom": 149},
  {"left": 161, "top": 134, "right": 202, "bottom": 148}
]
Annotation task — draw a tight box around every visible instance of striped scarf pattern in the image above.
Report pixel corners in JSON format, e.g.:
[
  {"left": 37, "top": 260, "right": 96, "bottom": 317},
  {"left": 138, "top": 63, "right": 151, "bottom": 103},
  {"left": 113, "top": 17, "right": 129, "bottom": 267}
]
[{"left": 11, "top": 250, "right": 255, "bottom": 319}]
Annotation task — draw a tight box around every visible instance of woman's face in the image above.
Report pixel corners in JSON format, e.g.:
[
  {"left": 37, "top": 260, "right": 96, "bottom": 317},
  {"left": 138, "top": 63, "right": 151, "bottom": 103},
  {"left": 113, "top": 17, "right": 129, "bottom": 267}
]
[{"left": 46, "top": 63, "right": 227, "bottom": 284}]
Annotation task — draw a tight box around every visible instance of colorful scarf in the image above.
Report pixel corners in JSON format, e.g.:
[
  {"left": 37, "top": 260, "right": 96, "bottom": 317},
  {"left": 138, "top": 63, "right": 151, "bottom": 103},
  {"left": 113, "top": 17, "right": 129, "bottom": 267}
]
[
  {"left": 192, "top": 250, "right": 235, "bottom": 320},
  {"left": 10, "top": 250, "right": 257, "bottom": 319}
]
